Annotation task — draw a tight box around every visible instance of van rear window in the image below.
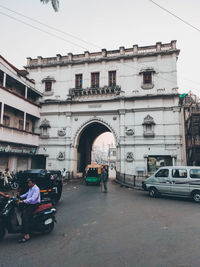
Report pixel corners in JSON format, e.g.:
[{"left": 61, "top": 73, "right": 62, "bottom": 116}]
[
  {"left": 87, "top": 168, "right": 98, "bottom": 177},
  {"left": 190, "top": 169, "right": 200, "bottom": 179}
]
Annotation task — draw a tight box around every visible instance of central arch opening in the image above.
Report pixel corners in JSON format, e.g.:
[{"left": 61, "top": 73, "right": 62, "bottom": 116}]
[{"left": 76, "top": 122, "right": 116, "bottom": 174}]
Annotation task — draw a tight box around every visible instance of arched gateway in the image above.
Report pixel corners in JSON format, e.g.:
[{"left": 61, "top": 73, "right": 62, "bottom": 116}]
[
  {"left": 26, "top": 41, "right": 184, "bottom": 185},
  {"left": 73, "top": 119, "right": 118, "bottom": 176}
]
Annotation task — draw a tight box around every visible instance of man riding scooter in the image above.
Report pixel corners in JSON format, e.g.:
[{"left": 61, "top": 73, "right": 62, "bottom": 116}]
[{"left": 18, "top": 177, "right": 40, "bottom": 243}]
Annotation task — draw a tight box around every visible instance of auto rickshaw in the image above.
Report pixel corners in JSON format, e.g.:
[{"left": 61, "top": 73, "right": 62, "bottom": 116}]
[{"left": 85, "top": 164, "right": 101, "bottom": 185}]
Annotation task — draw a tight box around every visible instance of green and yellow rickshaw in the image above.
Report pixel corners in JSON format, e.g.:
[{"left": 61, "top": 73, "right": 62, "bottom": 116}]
[{"left": 85, "top": 163, "right": 101, "bottom": 186}]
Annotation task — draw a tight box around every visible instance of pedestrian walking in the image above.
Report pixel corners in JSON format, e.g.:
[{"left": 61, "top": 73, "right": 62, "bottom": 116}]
[
  {"left": 101, "top": 167, "right": 108, "bottom": 193},
  {"left": 61, "top": 168, "right": 67, "bottom": 180}
]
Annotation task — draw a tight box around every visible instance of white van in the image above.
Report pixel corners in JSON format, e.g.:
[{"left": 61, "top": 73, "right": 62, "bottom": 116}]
[{"left": 142, "top": 166, "right": 200, "bottom": 202}]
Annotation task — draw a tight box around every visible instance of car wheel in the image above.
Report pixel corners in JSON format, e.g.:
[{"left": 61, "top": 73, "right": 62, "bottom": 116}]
[
  {"left": 192, "top": 191, "right": 200, "bottom": 203},
  {"left": 148, "top": 187, "right": 158, "bottom": 198}
]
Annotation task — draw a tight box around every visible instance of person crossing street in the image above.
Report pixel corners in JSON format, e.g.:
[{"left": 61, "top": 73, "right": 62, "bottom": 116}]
[{"left": 101, "top": 167, "right": 108, "bottom": 193}]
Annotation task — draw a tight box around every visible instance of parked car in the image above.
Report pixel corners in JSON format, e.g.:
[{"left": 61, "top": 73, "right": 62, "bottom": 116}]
[
  {"left": 142, "top": 166, "right": 200, "bottom": 202},
  {"left": 17, "top": 169, "right": 63, "bottom": 204}
]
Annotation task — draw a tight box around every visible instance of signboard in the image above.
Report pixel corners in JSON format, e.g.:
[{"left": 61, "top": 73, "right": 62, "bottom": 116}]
[{"left": 0, "top": 144, "right": 37, "bottom": 155}]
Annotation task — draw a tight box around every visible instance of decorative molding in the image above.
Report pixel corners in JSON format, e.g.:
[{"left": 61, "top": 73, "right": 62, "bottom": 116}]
[
  {"left": 73, "top": 117, "right": 119, "bottom": 147},
  {"left": 43, "top": 91, "right": 54, "bottom": 96},
  {"left": 141, "top": 83, "right": 154, "bottom": 90},
  {"left": 39, "top": 119, "right": 51, "bottom": 128},
  {"left": 126, "top": 152, "right": 134, "bottom": 162},
  {"left": 58, "top": 129, "right": 66, "bottom": 136},
  {"left": 125, "top": 128, "right": 134, "bottom": 136},
  {"left": 40, "top": 133, "right": 49, "bottom": 139},
  {"left": 57, "top": 152, "right": 65, "bottom": 161},
  {"left": 42, "top": 76, "right": 56, "bottom": 83},
  {"left": 143, "top": 115, "right": 155, "bottom": 125}
]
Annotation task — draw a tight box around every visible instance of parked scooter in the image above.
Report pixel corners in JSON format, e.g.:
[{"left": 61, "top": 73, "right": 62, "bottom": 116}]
[
  {"left": 0, "top": 174, "right": 19, "bottom": 191},
  {"left": 0, "top": 195, "right": 56, "bottom": 240}
]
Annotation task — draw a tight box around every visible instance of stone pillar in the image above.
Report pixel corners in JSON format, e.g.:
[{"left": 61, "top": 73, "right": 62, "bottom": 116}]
[
  {"left": 0, "top": 102, "right": 4, "bottom": 124},
  {"left": 171, "top": 40, "right": 177, "bottom": 49},
  {"left": 26, "top": 57, "right": 32, "bottom": 65},
  {"left": 25, "top": 87, "right": 28, "bottom": 99},
  {"left": 84, "top": 51, "right": 90, "bottom": 58},
  {"left": 133, "top": 44, "right": 138, "bottom": 54},
  {"left": 68, "top": 53, "right": 73, "bottom": 61},
  {"left": 156, "top": 42, "right": 162, "bottom": 52},
  {"left": 23, "top": 112, "right": 26, "bottom": 131},
  {"left": 119, "top": 46, "right": 125, "bottom": 55},
  {"left": 3, "top": 72, "right": 6, "bottom": 87},
  {"left": 102, "top": 49, "right": 107, "bottom": 57},
  {"left": 65, "top": 112, "right": 73, "bottom": 174},
  {"left": 119, "top": 109, "right": 126, "bottom": 175},
  {"left": 56, "top": 54, "right": 62, "bottom": 61},
  {"left": 37, "top": 56, "right": 43, "bottom": 64}
]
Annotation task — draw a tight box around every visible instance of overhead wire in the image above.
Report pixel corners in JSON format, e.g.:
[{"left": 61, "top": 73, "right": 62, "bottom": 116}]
[
  {"left": 0, "top": 4, "right": 102, "bottom": 49},
  {"left": 149, "top": 0, "right": 200, "bottom": 33},
  {"left": 0, "top": 11, "right": 88, "bottom": 50}
]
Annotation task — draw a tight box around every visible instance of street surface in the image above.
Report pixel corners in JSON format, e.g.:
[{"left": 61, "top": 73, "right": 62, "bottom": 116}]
[{"left": 1, "top": 179, "right": 200, "bottom": 267}]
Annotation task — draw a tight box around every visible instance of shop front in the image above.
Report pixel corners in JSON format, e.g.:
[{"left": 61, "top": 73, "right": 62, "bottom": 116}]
[{"left": 0, "top": 142, "right": 37, "bottom": 173}]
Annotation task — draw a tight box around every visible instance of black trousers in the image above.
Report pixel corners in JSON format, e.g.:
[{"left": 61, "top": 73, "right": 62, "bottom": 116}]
[{"left": 22, "top": 204, "right": 39, "bottom": 235}]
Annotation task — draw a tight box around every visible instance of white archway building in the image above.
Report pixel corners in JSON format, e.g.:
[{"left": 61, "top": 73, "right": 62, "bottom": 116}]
[{"left": 26, "top": 41, "right": 185, "bottom": 183}]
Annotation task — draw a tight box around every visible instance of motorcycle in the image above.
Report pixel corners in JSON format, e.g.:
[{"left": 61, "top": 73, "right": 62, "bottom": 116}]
[
  {"left": 0, "top": 175, "right": 19, "bottom": 191},
  {"left": 0, "top": 195, "right": 56, "bottom": 240}
]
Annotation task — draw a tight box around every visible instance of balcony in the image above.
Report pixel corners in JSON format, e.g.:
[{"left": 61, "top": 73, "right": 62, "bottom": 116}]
[
  {"left": 68, "top": 85, "right": 121, "bottom": 99},
  {"left": 0, "top": 124, "right": 39, "bottom": 146}
]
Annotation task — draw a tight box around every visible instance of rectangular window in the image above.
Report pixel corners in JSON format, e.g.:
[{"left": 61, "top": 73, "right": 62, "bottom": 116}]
[
  {"left": 190, "top": 169, "right": 200, "bottom": 179},
  {"left": 109, "top": 71, "right": 116, "bottom": 87},
  {"left": 3, "top": 115, "right": 10, "bottom": 127},
  {"left": 155, "top": 169, "right": 169, "bottom": 178},
  {"left": 172, "top": 169, "right": 187, "bottom": 178},
  {"left": 75, "top": 74, "right": 82, "bottom": 89},
  {"left": 26, "top": 122, "right": 30, "bottom": 132},
  {"left": 45, "top": 81, "right": 52, "bottom": 92},
  {"left": 91, "top": 72, "right": 100, "bottom": 88},
  {"left": 143, "top": 72, "right": 152, "bottom": 84},
  {"left": 19, "top": 120, "right": 24, "bottom": 130}
]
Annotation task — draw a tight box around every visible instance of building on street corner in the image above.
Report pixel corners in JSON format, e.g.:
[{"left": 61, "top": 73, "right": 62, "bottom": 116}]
[
  {"left": 25, "top": 40, "right": 184, "bottom": 183},
  {"left": 0, "top": 55, "right": 43, "bottom": 172}
]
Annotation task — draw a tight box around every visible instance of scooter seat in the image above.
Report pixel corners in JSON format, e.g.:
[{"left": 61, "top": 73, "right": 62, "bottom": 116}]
[{"left": 34, "top": 203, "right": 53, "bottom": 214}]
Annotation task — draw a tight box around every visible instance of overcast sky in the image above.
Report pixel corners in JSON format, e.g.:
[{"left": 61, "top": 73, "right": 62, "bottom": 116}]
[{"left": 0, "top": 0, "right": 200, "bottom": 96}]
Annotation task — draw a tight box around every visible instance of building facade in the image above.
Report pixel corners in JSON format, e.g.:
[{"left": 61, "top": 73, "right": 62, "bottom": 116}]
[
  {"left": 26, "top": 41, "right": 184, "bottom": 183},
  {"left": 0, "top": 56, "right": 42, "bottom": 172},
  {"left": 181, "top": 92, "right": 200, "bottom": 166}
]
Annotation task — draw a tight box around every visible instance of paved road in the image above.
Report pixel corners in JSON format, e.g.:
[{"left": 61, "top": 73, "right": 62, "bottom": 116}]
[{"left": 1, "top": 180, "right": 200, "bottom": 267}]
